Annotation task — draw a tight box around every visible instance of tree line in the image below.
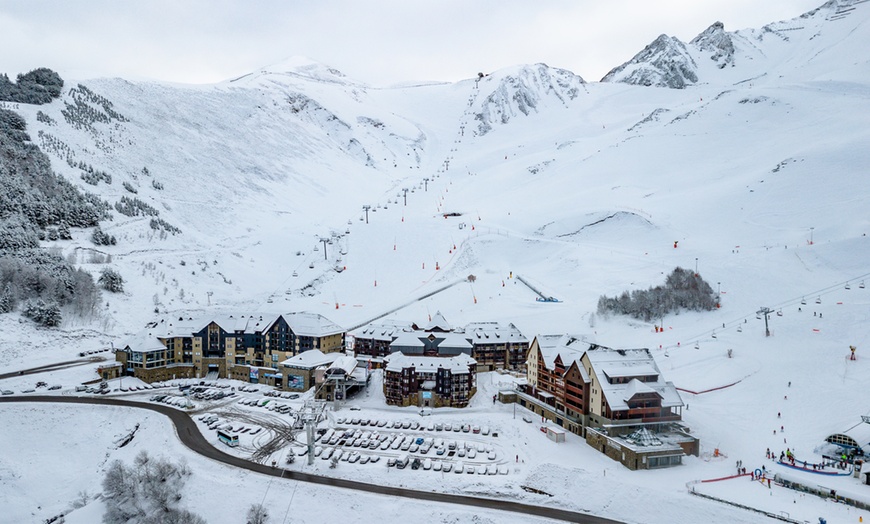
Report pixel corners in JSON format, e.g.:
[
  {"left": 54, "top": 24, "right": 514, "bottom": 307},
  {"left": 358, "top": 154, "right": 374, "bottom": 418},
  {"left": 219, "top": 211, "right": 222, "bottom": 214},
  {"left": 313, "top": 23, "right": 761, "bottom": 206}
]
[
  {"left": 597, "top": 267, "right": 717, "bottom": 322},
  {"left": 0, "top": 68, "right": 120, "bottom": 326}
]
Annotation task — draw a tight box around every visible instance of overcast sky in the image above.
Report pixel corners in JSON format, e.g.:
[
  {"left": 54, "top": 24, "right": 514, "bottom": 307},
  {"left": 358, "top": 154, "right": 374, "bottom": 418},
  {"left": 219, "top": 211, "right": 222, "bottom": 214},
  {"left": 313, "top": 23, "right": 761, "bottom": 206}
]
[{"left": 0, "top": 0, "right": 824, "bottom": 86}]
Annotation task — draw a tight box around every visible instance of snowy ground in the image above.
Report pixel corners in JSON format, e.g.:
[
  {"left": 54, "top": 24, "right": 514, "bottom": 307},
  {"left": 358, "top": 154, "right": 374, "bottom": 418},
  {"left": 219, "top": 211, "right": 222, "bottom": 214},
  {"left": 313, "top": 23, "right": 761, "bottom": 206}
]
[{"left": 2, "top": 2, "right": 870, "bottom": 522}]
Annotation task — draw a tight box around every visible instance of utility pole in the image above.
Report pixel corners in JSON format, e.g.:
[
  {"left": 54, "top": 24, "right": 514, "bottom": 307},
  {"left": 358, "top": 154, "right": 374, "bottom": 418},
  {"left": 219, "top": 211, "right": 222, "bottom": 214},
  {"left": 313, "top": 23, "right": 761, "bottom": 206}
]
[
  {"left": 362, "top": 205, "right": 371, "bottom": 224},
  {"left": 423, "top": 178, "right": 430, "bottom": 191},
  {"left": 757, "top": 307, "right": 773, "bottom": 337}
]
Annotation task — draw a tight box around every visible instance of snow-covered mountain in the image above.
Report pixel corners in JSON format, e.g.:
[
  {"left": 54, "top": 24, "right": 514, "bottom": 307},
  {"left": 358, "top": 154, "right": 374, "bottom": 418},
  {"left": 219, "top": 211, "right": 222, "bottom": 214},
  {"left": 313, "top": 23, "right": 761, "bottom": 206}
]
[
  {"left": 602, "top": 0, "right": 869, "bottom": 87},
  {"left": 4, "top": 1, "right": 870, "bottom": 522},
  {"left": 11, "top": 0, "right": 868, "bottom": 336}
]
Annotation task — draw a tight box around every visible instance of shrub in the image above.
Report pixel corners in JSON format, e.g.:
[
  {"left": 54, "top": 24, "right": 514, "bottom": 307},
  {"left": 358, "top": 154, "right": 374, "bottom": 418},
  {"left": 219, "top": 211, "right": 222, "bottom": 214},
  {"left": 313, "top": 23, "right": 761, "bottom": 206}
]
[{"left": 98, "top": 268, "right": 124, "bottom": 293}]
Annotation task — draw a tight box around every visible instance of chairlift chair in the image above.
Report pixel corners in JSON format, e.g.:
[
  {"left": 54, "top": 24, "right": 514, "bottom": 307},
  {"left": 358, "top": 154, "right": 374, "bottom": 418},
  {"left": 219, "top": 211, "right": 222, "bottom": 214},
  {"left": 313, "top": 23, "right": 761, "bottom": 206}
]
[
  {"left": 711, "top": 332, "right": 717, "bottom": 339},
  {"left": 845, "top": 283, "right": 851, "bottom": 290},
  {"left": 801, "top": 297, "right": 807, "bottom": 305},
  {"left": 694, "top": 342, "right": 700, "bottom": 349},
  {"left": 816, "top": 296, "right": 822, "bottom": 304},
  {"left": 776, "top": 309, "right": 783, "bottom": 316},
  {"left": 737, "top": 326, "right": 743, "bottom": 333},
  {"left": 860, "top": 280, "right": 866, "bottom": 289}
]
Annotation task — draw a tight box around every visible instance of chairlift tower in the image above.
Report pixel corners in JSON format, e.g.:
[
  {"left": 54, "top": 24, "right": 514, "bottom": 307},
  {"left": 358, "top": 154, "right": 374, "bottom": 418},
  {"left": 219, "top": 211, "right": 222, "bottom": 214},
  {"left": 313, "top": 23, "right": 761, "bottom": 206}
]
[
  {"left": 318, "top": 237, "right": 329, "bottom": 261},
  {"left": 362, "top": 205, "right": 371, "bottom": 224},
  {"left": 757, "top": 307, "right": 773, "bottom": 337},
  {"left": 299, "top": 399, "right": 326, "bottom": 466}
]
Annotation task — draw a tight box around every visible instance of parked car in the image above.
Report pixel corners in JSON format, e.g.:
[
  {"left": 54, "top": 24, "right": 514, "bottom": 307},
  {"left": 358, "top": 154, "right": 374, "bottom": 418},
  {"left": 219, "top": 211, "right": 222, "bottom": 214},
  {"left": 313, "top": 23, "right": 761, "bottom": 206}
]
[
  {"left": 48, "top": 385, "right": 61, "bottom": 390},
  {"left": 1, "top": 390, "right": 13, "bottom": 395}
]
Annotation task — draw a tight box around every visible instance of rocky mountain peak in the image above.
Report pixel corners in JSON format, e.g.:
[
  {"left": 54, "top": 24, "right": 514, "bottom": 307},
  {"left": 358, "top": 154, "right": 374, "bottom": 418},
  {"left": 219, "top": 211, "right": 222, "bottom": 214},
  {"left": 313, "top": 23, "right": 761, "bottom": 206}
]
[
  {"left": 473, "top": 63, "right": 585, "bottom": 135},
  {"left": 690, "top": 21, "right": 735, "bottom": 69},
  {"left": 600, "top": 34, "right": 698, "bottom": 89}
]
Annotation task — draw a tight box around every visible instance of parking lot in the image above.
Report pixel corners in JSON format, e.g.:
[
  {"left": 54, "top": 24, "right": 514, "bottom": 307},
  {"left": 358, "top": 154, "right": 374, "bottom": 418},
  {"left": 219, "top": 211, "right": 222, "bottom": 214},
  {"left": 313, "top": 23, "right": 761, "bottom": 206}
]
[{"left": 306, "top": 417, "right": 509, "bottom": 475}]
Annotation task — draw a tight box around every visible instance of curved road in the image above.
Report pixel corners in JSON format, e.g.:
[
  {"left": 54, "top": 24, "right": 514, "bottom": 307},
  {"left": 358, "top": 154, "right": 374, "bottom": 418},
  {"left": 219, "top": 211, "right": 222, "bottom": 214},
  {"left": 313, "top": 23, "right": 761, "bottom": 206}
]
[{"left": 1, "top": 395, "right": 623, "bottom": 524}]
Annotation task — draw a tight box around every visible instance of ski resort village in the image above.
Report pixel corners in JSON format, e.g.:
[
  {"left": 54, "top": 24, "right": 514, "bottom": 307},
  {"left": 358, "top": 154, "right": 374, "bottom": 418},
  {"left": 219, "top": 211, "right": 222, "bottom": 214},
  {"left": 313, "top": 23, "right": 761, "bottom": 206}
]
[{"left": 2, "top": 1, "right": 870, "bottom": 523}]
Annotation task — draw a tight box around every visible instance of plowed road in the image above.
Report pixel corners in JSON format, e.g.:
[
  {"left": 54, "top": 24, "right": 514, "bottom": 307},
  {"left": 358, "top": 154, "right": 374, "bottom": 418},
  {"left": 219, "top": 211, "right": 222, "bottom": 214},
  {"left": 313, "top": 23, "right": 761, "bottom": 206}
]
[{"left": 0, "top": 396, "right": 624, "bottom": 524}]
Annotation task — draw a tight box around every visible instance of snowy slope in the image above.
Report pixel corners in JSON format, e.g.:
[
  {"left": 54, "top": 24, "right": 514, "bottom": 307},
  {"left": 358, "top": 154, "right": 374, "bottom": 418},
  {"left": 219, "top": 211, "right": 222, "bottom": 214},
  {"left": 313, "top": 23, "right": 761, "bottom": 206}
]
[
  {"left": 602, "top": 0, "right": 870, "bottom": 88},
  {"left": 3, "top": 1, "right": 870, "bottom": 522}
]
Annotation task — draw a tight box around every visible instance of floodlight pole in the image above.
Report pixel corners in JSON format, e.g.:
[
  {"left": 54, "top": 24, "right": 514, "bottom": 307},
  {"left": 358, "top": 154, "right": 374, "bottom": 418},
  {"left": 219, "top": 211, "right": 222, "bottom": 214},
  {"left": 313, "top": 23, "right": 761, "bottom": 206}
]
[{"left": 757, "top": 307, "right": 773, "bottom": 337}]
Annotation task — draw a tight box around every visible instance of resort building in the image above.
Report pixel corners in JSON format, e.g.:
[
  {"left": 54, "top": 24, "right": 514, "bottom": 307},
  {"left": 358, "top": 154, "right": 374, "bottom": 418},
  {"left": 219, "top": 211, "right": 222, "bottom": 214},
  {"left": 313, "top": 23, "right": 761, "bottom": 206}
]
[
  {"left": 521, "top": 336, "right": 698, "bottom": 470},
  {"left": 383, "top": 352, "right": 477, "bottom": 408},
  {"left": 351, "top": 312, "right": 528, "bottom": 371},
  {"left": 115, "top": 312, "right": 346, "bottom": 386}
]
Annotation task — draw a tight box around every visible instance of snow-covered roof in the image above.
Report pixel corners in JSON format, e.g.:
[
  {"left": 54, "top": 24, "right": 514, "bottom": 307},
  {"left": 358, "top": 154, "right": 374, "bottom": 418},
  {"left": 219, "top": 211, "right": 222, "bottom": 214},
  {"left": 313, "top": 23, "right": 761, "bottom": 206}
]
[
  {"left": 151, "top": 312, "right": 344, "bottom": 339},
  {"left": 350, "top": 320, "right": 414, "bottom": 341},
  {"left": 622, "top": 378, "right": 660, "bottom": 402},
  {"left": 464, "top": 322, "right": 528, "bottom": 344},
  {"left": 282, "top": 312, "right": 345, "bottom": 337},
  {"left": 424, "top": 311, "right": 452, "bottom": 331},
  {"left": 585, "top": 346, "right": 683, "bottom": 412},
  {"left": 121, "top": 330, "right": 168, "bottom": 353},
  {"left": 535, "top": 334, "right": 588, "bottom": 372},
  {"left": 602, "top": 364, "right": 659, "bottom": 380},
  {"left": 326, "top": 355, "right": 358, "bottom": 375},
  {"left": 280, "top": 349, "right": 342, "bottom": 369},
  {"left": 383, "top": 352, "right": 476, "bottom": 374}
]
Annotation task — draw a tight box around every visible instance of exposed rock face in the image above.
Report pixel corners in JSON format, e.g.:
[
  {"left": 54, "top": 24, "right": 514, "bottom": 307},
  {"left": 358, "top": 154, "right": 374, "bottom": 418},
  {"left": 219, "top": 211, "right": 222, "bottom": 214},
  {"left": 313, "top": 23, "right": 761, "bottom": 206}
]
[
  {"left": 691, "top": 22, "right": 735, "bottom": 69},
  {"left": 600, "top": 34, "right": 698, "bottom": 89},
  {"left": 474, "top": 64, "right": 585, "bottom": 135}
]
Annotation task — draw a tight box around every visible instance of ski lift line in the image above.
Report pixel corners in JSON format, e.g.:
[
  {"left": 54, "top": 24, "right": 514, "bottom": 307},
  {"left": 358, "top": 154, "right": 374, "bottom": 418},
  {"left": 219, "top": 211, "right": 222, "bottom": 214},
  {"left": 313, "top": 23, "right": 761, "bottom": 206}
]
[{"left": 659, "top": 272, "right": 870, "bottom": 353}]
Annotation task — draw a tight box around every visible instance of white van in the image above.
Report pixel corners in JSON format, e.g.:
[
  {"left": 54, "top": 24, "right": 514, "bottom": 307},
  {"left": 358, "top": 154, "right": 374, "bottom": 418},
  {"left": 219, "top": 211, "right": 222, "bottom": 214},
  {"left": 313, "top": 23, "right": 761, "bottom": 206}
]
[{"left": 395, "top": 454, "right": 410, "bottom": 469}]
